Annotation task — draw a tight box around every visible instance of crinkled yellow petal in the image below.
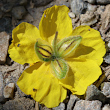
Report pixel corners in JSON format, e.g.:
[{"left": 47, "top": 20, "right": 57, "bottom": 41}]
[
  {"left": 70, "top": 26, "right": 106, "bottom": 65},
  {"left": 8, "top": 22, "right": 40, "bottom": 64},
  {"left": 59, "top": 58, "right": 102, "bottom": 95},
  {"left": 39, "top": 5, "right": 73, "bottom": 44},
  {"left": 17, "top": 62, "right": 67, "bottom": 108}
]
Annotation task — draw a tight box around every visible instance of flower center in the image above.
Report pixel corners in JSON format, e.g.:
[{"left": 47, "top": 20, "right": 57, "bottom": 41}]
[{"left": 34, "top": 32, "right": 82, "bottom": 79}]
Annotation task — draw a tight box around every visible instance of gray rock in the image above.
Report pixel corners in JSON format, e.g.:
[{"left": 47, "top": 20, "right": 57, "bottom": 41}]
[
  {"left": 42, "top": 106, "right": 52, "bottom": 110},
  {"left": 107, "top": 75, "right": 110, "bottom": 81},
  {"left": 0, "top": 32, "right": 10, "bottom": 64},
  {"left": 104, "top": 53, "right": 110, "bottom": 64},
  {"left": 52, "top": 103, "right": 65, "bottom": 110},
  {"left": 83, "top": 0, "right": 96, "bottom": 4},
  {"left": 87, "top": 3, "right": 97, "bottom": 12},
  {"left": 85, "top": 85, "right": 107, "bottom": 104},
  {"left": 7, "top": 0, "right": 16, "bottom": 3},
  {"left": 56, "top": 0, "right": 70, "bottom": 7},
  {"left": 12, "top": 6, "right": 27, "bottom": 19},
  {"left": 32, "top": 0, "right": 53, "bottom": 7},
  {"left": 3, "top": 83, "right": 15, "bottom": 99},
  {"left": 97, "top": 0, "right": 110, "bottom": 5},
  {"left": 67, "top": 95, "right": 80, "bottom": 110},
  {"left": 73, "top": 100, "right": 102, "bottom": 110},
  {"left": 80, "top": 11, "right": 98, "bottom": 26},
  {"left": 102, "top": 104, "right": 110, "bottom": 110},
  {"left": 18, "top": 0, "right": 27, "bottom": 5},
  {"left": 23, "top": 13, "right": 34, "bottom": 23},
  {"left": 101, "top": 82, "right": 110, "bottom": 97},
  {"left": 0, "top": 17, "right": 12, "bottom": 33},
  {"left": 71, "top": 0, "right": 88, "bottom": 15},
  {"left": 1, "top": 3, "right": 13, "bottom": 13},
  {"left": 7, "top": 0, "right": 27, "bottom": 6},
  {"left": 100, "top": 5, "right": 110, "bottom": 34},
  {"left": 3, "top": 97, "right": 35, "bottom": 110},
  {"left": 0, "top": 96, "right": 7, "bottom": 104},
  {"left": 0, "top": 10, "right": 3, "bottom": 19},
  {"left": 0, "top": 104, "right": 3, "bottom": 110},
  {"left": 0, "top": 72, "right": 3, "bottom": 97},
  {"left": 97, "top": 6, "right": 105, "bottom": 15}
]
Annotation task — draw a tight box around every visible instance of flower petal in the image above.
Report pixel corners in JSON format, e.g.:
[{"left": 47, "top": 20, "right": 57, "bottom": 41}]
[
  {"left": 39, "top": 5, "right": 73, "bottom": 44},
  {"left": 17, "top": 62, "right": 67, "bottom": 108},
  {"left": 70, "top": 26, "right": 106, "bottom": 65},
  {"left": 8, "top": 22, "right": 41, "bottom": 64},
  {"left": 59, "top": 58, "right": 102, "bottom": 95}
]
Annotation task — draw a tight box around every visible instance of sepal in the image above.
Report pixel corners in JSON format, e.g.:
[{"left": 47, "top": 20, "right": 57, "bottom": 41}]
[
  {"left": 35, "top": 39, "right": 52, "bottom": 62},
  {"left": 57, "top": 36, "right": 82, "bottom": 58},
  {"left": 51, "top": 59, "right": 69, "bottom": 79}
]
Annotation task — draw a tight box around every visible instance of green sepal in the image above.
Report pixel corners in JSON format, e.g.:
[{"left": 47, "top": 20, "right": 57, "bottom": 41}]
[
  {"left": 52, "top": 32, "right": 58, "bottom": 56},
  {"left": 57, "top": 36, "right": 82, "bottom": 58},
  {"left": 50, "top": 59, "right": 69, "bottom": 79},
  {"left": 34, "top": 39, "right": 52, "bottom": 62}
]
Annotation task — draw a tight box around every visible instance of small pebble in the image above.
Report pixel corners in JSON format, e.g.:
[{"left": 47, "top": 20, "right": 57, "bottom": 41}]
[
  {"left": 97, "top": 0, "right": 110, "bottom": 5},
  {"left": 68, "top": 12, "right": 75, "bottom": 19},
  {"left": 85, "top": 84, "right": 107, "bottom": 104},
  {"left": 1, "top": 3, "right": 13, "bottom": 13},
  {"left": 3, "top": 83, "right": 15, "bottom": 99},
  {"left": 23, "top": 13, "right": 34, "bottom": 23},
  {"left": 0, "top": 72, "right": 3, "bottom": 97},
  {"left": 18, "top": 0, "right": 27, "bottom": 5},
  {"left": 104, "top": 53, "right": 110, "bottom": 64},
  {"left": 12, "top": 6, "right": 27, "bottom": 19},
  {"left": 0, "top": 32, "right": 10, "bottom": 64},
  {"left": 32, "top": 0, "right": 53, "bottom": 7},
  {"left": 0, "top": 17, "right": 12, "bottom": 33},
  {"left": 0, "top": 103, "right": 3, "bottom": 110},
  {"left": 0, "top": 10, "right": 3, "bottom": 19},
  {"left": 71, "top": 0, "right": 88, "bottom": 15},
  {"left": 0, "top": 96, "right": 7, "bottom": 104},
  {"left": 102, "top": 104, "right": 110, "bottom": 110},
  {"left": 101, "top": 82, "right": 110, "bottom": 97},
  {"left": 3, "top": 97, "right": 35, "bottom": 110},
  {"left": 87, "top": 3, "right": 97, "bottom": 12},
  {"left": 107, "top": 75, "right": 110, "bottom": 81},
  {"left": 83, "top": 0, "right": 96, "bottom": 4},
  {"left": 73, "top": 100, "right": 102, "bottom": 110},
  {"left": 97, "top": 6, "right": 105, "bottom": 15},
  {"left": 80, "top": 11, "right": 98, "bottom": 26},
  {"left": 67, "top": 95, "right": 80, "bottom": 110}
]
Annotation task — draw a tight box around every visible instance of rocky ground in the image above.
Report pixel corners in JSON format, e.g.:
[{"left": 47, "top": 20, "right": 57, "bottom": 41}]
[{"left": 0, "top": 0, "right": 110, "bottom": 110}]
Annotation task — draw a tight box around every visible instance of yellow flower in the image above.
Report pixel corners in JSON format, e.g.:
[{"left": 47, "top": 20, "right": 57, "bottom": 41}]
[{"left": 8, "top": 5, "right": 106, "bottom": 108}]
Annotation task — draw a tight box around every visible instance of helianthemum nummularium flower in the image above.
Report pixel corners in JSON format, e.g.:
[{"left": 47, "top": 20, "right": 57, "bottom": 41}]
[{"left": 8, "top": 5, "right": 106, "bottom": 108}]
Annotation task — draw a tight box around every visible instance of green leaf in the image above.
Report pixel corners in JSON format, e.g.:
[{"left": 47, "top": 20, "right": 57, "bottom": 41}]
[{"left": 51, "top": 59, "right": 69, "bottom": 79}]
